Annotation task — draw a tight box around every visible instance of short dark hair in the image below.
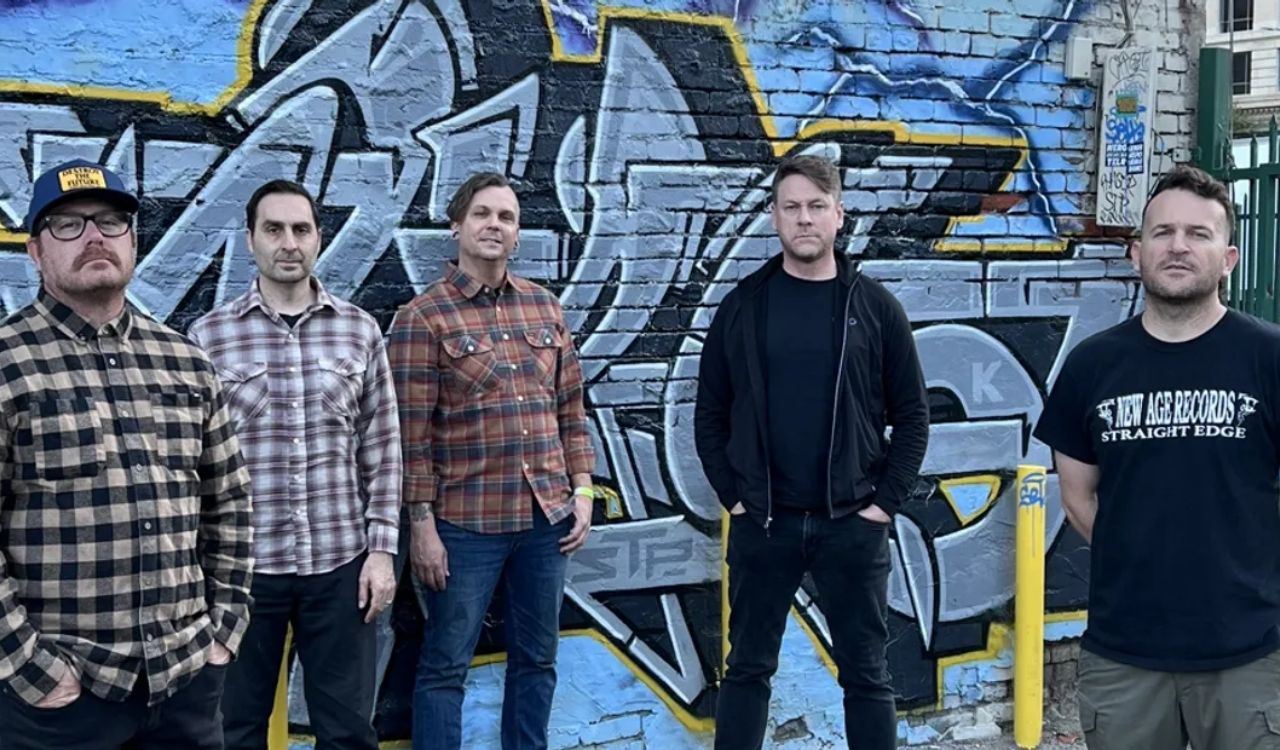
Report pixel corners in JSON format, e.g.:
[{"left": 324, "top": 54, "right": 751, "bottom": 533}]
[
  {"left": 246, "top": 180, "right": 319, "bottom": 230},
  {"left": 772, "top": 154, "right": 842, "bottom": 202},
  {"left": 1145, "top": 165, "right": 1235, "bottom": 240},
  {"left": 446, "top": 172, "right": 513, "bottom": 224}
]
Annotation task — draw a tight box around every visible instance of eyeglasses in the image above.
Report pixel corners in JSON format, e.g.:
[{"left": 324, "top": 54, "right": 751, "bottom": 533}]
[{"left": 39, "top": 211, "right": 133, "bottom": 241}]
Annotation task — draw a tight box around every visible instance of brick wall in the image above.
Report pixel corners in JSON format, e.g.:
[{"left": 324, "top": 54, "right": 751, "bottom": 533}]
[{"left": 0, "top": 0, "right": 1203, "bottom": 745}]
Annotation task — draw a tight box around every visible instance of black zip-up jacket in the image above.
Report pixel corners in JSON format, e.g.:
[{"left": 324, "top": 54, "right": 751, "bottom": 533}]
[{"left": 694, "top": 252, "right": 929, "bottom": 528}]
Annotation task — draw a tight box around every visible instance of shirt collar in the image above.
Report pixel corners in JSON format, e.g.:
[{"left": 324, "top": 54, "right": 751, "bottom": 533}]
[
  {"left": 36, "top": 289, "right": 135, "bottom": 342},
  {"left": 446, "top": 262, "right": 526, "bottom": 300},
  {"left": 233, "top": 277, "right": 337, "bottom": 320}
]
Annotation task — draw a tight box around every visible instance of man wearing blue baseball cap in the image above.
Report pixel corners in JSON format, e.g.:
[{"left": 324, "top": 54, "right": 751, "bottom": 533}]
[{"left": 0, "top": 160, "right": 254, "bottom": 749}]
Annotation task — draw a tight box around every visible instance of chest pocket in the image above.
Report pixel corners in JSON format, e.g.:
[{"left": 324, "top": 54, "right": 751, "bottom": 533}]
[
  {"left": 151, "top": 388, "right": 205, "bottom": 472},
  {"left": 217, "top": 362, "right": 269, "bottom": 430},
  {"left": 28, "top": 397, "right": 106, "bottom": 481},
  {"left": 317, "top": 356, "right": 366, "bottom": 417},
  {"left": 441, "top": 333, "right": 500, "bottom": 396},
  {"left": 523, "top": 326, "right": 561, "bottom": 389}
]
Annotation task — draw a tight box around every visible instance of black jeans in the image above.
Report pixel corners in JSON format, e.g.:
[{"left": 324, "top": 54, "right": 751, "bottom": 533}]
[
  {"left": 0, "top": 661, "right": 228, "bottom": 750},
  {"left": 223, "top": 554, "right": 378, "bottom": 750},
  {"left": 715, "top": 509, "right": 896, "bottom": 750}
]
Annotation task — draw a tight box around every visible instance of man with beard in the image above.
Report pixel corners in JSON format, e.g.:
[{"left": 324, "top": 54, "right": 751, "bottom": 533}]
[
  {"left": 0, "top": 161, "right": 252, "bottom": 748},
  {"left": 189, "top": 179, "right": 401, "bottom": 749},
  {"left": 695, "top": 153, "right": 929, "bottom": 749},
  {"left": 388, "top": 172, "right": 595, "bottom": 750},
  {"left": 1035, "top": 165, "right": 1280, "bottom": 749}
]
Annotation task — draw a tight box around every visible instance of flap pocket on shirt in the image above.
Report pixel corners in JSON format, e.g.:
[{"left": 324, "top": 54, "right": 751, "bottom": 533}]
[
  {"left": 151, "top": 388, "right": 205, "bottom": 472},
  {"left": 441, "top": 333, "right": 494, "bottom": 358},
  {"left": 523, "top": 327, "right": 560, "bottom": 387},
  {"left": 440, "top": 333, "right": 499, "bottom": 395},
  {"left": 317, "top": 356, "right": 367, "bottom": 417},
  {"left": 523, "top": 327, "right": 560, "bottom": 349},
  {"left": 216, "top": 361, "right": 269, "bottom": 428},
  {"left": 28, "top": 397, "right": 105, "bottom": 481}
]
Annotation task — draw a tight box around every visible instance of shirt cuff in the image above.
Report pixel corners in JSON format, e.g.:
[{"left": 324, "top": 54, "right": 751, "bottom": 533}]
[
  {"left": 367, "top": 520, "right": 399, "bottom": 556},
  {"left": 209, "top": 606, "right": 250, "bottom": 658},
  {"left": 403, "top": 473, "right": 438, "bottom": 506},
  {"left": 565, "top": 448, "right": 595, "bottom": 478},
  {"left": 9, "top": 642, "right": 70, "bottom": 706}
]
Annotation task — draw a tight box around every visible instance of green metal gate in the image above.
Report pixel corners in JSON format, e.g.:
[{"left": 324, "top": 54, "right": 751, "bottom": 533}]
[{"left": 1197, "top": 48, "right": 1280, "bottom": 322}]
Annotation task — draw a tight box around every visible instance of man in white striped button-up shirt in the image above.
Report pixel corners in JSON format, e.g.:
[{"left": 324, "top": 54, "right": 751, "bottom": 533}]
[{"left": 188, "top": 179, "right": 401, "bottom": 750}]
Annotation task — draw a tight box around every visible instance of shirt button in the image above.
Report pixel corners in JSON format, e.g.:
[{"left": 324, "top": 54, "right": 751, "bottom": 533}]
[
  {"left": 517, "top": 396, "right": 524, "bottom": 402},
  {"left": 108, "top": 357, "right": 117, "bottom": 366},
  {"left": 291, "top": 402, "right": 299, "bottom": 409},
  {"left": 133, "top": 464, "right": 145, "bottom": 473},
  {"left": 544, "top": 338, "right": 552, "bottom": 345},
  {"left": 145, "top": 634, "right": 154, "bottom": 643},
  {"left": 288, "top": 366, "right": 296, "bottom": 373},
  {"left": 502, "top": 333, "right": 510, "bottom": 341},
  {"left": 293, "top": 438, "right": 301, "bottom": 445},
  {"left": 522, "top": 462, "right": 530, "bottom": 470},
  {"left": 143, "top": 521, "right": 152, "bottom": 531},
  {"left": 522, "top": 429, "right": 529, "bottom": 436},
  {"left": 496, "top": 307, "right": 502, "bottom": 314},
  {"left": 287, "top": 332, "right": 295, "bottom": 339},
  {"left": 293, "top": 474, "right": 303, "bottom": 482},
  {"left": 466, "top": 345, "right": 475, "bottom": 353},
  {"left": 120, "top": 409, "right": 130, "bottom": 417}
]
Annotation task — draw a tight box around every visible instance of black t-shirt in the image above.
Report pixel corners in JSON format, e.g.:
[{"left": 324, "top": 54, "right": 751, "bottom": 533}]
[
  {"left": 1034, "top": 310, "right": 1280, "bottom": 671},
  {"left": 765, "top": 271, "right": 839, "bottom": 510},
  {"left": 279, "top": 312, "right": 303, "bottom": 328}
]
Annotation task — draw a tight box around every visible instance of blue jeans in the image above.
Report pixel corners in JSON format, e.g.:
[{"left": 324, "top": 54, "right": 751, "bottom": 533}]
[
  {"left": 412, "top": 506, "right": 571, "bottom": 750},
  {"left": 715, "top": 508, "right": 895, "bottom": 750}
]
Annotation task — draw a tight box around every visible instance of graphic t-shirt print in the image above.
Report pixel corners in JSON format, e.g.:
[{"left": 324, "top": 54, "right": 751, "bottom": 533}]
[{"left": 1094, "top": 389, "right": 1260, "bottom": 443}]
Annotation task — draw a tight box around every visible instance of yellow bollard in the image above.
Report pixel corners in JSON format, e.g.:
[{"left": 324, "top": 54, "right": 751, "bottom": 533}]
[
  {"left": 267, "top": 627, "right": 292, "bottom": 750},
  {"left": 1014, "top": 466, "right": 1048, "bottom": 748}
]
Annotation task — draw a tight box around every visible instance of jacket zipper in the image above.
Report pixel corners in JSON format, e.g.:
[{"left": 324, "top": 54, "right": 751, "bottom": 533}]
[
  {"left": 826, "top": 279, "right": 857, "bottom": 518},
  {"left": 765, "top": 461, "right": 773, "bottom": 534}
]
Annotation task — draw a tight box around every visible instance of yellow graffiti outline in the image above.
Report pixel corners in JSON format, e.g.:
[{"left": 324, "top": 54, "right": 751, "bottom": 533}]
[
  {"left": 936, "top": 474, "right": 1002, "bottom": 526},
  {"left": 0, "top": 0, "right": 269, "bottom": 245},
  {"left": 793, "top": 578, "right": 1087, "bottom": 713},
  {"left": 1046, "top": 609, "right": 1088, "bottom": 625},
  {"left": 535, "top": 1, "right": 1064, "bottom": 253},
  {"left": 0, "top": 0, "right": 269, "bottom": 116}
]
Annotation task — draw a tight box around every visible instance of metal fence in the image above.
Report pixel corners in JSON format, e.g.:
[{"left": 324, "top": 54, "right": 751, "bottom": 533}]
[
  {"left": 1222, "top": 121, "right": 1280, "bottom": 321},
  {"left": 1197, "top": 48, "right": 1280, "bottom": 322}
]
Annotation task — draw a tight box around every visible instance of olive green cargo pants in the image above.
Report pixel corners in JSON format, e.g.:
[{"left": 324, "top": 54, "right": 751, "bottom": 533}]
[{"left": 1077, "top": 648, "right": 1280, "bottom": 750}]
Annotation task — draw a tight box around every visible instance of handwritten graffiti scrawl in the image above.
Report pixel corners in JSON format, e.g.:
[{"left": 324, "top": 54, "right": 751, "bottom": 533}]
[{"left": 0, "top": 0, "right": 1140, "bottom": 741}]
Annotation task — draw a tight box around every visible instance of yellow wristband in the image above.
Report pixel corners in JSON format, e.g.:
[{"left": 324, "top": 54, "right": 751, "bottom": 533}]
[{"left": 573, "top": 486, "right": 596, "bottom": 501}]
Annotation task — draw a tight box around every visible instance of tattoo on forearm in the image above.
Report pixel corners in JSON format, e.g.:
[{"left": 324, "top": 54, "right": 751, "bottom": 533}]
[{"left": 409, "top": 504, "right": 433, "bottom": 521}]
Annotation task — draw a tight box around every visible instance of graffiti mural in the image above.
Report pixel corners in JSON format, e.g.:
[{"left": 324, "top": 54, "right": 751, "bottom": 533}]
[{"left": 0, "top": 0, "right": 1188, "bottom": 745}]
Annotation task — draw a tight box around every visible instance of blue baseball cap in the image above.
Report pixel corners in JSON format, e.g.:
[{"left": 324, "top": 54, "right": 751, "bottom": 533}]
[{"left": 24, "top": 159, "right": 140, "bottom": 232}]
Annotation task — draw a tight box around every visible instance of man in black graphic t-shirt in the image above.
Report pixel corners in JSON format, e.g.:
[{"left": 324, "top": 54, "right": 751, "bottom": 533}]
[
  {"left": 1035, "top": 165, "right": 1280, "bottom": 750},
  {"left": 695, "top": 154, "right": 928, "bottom": 749}
]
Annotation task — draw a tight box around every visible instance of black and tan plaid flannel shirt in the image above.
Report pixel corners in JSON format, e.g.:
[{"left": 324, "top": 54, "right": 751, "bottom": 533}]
[{"left": 0, "top": 292, "right": 253, "bottom": 706}]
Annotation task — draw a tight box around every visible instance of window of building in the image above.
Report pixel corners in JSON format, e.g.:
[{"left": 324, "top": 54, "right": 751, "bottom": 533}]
[
  {"left": 1220, "top": 0, "right": 1255, "bottom": 32},
  {"left": 1234, "top": 51, "right": 1253, "bottom": 94}
]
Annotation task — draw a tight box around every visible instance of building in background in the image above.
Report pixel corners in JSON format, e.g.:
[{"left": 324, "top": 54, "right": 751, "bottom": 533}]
[{"left": 1206, "top": 0, "right": 1280, "bottom": 133}]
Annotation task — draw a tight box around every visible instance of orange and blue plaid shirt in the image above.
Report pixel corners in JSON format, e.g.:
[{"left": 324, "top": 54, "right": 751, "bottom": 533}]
[{"left": 388, "top": 264, "right": 594, "bottom": 533}]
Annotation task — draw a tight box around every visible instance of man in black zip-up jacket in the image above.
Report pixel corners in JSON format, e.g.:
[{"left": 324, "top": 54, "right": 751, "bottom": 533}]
[{"left": 695, "top": 154, "right": 928, "bottom": 749}]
